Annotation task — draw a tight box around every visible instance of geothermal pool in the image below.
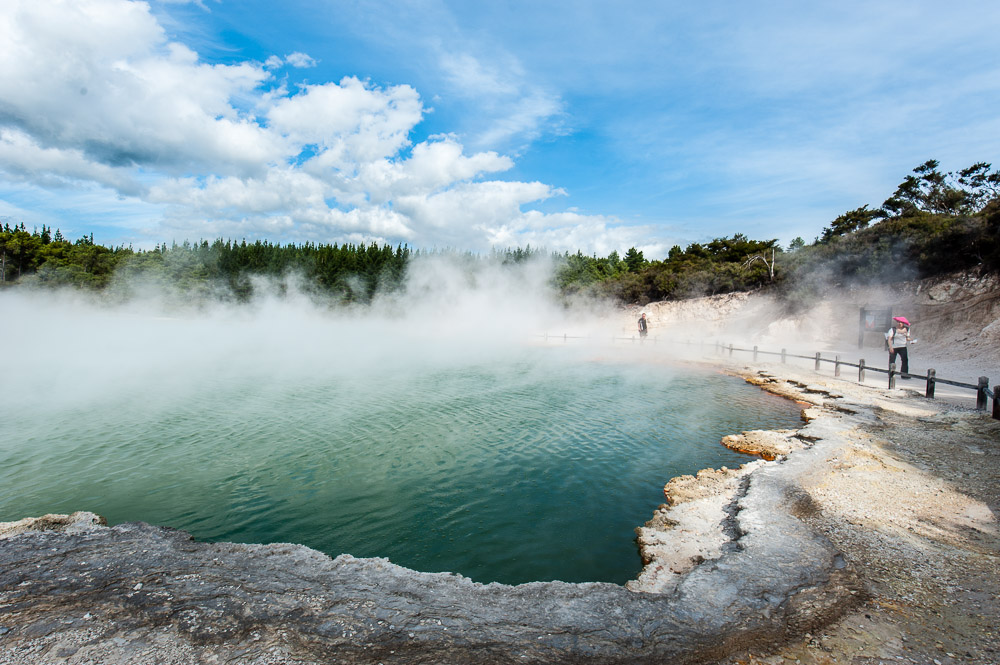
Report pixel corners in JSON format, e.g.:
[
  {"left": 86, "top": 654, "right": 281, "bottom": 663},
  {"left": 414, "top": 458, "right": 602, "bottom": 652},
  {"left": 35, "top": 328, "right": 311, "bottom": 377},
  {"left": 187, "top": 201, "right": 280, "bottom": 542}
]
[{"left": 1, "top": 343, "right": 800, "bottom": 585}]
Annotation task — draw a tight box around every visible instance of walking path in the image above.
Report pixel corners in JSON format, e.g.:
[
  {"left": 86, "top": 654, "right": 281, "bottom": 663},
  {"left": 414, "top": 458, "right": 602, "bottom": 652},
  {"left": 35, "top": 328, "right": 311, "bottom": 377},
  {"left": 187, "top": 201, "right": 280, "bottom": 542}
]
[{"left": 714, "top": 357, "right": 1000, "bottom": 665}]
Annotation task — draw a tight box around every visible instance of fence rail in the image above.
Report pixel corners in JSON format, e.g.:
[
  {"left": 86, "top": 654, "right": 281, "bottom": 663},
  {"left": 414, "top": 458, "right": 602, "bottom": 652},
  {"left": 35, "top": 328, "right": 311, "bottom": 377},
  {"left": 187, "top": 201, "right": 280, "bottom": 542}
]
[{"left": 714, "top": 341, "right": 999, "bottom": 420}]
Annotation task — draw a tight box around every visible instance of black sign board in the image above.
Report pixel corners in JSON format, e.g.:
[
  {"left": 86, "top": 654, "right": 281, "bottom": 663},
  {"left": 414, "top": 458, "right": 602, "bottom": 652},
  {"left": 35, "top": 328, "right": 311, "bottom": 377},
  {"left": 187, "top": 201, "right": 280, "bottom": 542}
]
[{"left": 858, "top": 306, "right": 893, "bottom": 348}]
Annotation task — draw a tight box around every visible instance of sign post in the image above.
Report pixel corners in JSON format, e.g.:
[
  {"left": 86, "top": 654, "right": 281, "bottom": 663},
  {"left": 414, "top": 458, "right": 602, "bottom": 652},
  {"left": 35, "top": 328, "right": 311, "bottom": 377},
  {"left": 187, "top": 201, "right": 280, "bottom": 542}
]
[{"left": 859, "top": 306, "right": 893, "bottom": 349}]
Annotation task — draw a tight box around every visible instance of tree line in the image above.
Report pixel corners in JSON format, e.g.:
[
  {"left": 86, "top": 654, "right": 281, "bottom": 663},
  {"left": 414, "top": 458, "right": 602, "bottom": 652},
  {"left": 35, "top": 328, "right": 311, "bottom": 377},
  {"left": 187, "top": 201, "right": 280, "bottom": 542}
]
[
  {"left": 559, "top": 159, "right": 999, "bottom": 304},
  {"left": 2, "top": 160, "right": 998, "bottom": 304},
  {"left": 0, "top": 232, "right": 414, "bottom": 303}
]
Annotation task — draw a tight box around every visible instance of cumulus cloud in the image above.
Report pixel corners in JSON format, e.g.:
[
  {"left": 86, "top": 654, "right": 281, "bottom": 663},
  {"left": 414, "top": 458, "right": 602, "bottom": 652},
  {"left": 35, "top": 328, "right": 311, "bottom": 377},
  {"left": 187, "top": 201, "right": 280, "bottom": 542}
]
[
  {"left": 487, "top": 213, "right": 669, "bottom": 258},
  {"left": 0, "top": 2, "right": 280, "bottom": 176},
  {"left": 284, "top": 52, "right": 317, "bottom": 68},
  {"left": 358, "top": 138, "right": 514, "bottom": 201},
  {"left": 0, "top": 0, "right": 648, "bottom": 254},
  {"left": 147, "top": 169, "right": 327, "bottom": 215},
  {"left": 268, "top": 77, "right": 423, "bottom": 166},
  {"left": 0, "top": 128, "right": 143, "bottom": 195}
]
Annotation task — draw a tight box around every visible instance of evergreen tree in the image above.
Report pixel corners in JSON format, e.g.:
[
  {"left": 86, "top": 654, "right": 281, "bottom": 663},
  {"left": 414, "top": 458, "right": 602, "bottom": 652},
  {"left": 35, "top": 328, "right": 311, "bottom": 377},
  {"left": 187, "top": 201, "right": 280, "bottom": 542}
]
[{"left": 623, "top": 247, "right": 645, "bottom": 272}]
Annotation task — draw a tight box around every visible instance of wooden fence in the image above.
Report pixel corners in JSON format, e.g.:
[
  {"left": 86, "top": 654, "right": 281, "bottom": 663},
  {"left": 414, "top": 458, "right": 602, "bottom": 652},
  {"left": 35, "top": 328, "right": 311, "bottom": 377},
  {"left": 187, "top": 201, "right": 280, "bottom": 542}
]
[{"left": 713, "top": 341, "right": 999, "bottom": 420}]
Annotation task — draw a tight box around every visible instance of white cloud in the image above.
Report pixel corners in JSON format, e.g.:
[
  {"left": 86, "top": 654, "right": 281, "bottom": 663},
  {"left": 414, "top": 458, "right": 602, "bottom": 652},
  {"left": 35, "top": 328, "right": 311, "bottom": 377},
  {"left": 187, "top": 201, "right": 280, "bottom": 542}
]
[
  {"left": 0, "top": 0, "right": 282, "bottom": 177},
  {"left": 147, "top": 169, "right": 326, "bottom": 215},
  {"left": 267, "top": 76, "right": 423, "bottom": 166},
  {"left": 476, "top": 91, "right": 565, "bottom": 149},
  {"left": 484, "top": 212, "right": 667, "bottom": 258},
  {"left": 436, "top": 48, "right": 564, "bottom": 149},
  {"left": 396, "top": 180, "right": 556, "bottom": 230},
  {"left": 0, "top": 0, "right": 622, "bottom": 253},
  {"left": 0, "top": 128, "right": 143, "bottom": 195},
  {"left": 439, "top": 51, "right": 520, "bottom": 97},
  {"left": 384, "top": 182, "right": 663, "bottom": 255},
  {"left": 357, "top": 137, "right": 514, "bottom": 202},
  {"left": 285, "top": 52, "right": 317, "bottom": 68}
]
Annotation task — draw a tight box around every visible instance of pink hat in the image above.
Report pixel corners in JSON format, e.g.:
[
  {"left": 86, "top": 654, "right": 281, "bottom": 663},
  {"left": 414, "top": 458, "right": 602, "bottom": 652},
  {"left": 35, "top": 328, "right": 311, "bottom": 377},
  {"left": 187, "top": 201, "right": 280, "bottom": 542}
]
[{"left": 893, "top": 316, "right": 910, "bottom": 326}]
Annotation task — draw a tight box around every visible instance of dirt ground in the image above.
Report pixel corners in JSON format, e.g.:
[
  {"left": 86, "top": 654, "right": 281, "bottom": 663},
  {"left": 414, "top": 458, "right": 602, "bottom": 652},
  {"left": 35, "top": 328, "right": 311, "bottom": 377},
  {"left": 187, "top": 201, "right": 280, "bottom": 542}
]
[{"left": 718, "top": 361, "right": 1000, "bottom": 665}]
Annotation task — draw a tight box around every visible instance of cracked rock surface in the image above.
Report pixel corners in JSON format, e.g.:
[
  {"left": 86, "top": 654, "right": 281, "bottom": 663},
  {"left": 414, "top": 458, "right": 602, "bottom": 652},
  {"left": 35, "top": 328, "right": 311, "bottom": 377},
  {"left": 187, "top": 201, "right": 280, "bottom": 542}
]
[{"left": 0, "top": 501, "right": 856, "bottom": 665}]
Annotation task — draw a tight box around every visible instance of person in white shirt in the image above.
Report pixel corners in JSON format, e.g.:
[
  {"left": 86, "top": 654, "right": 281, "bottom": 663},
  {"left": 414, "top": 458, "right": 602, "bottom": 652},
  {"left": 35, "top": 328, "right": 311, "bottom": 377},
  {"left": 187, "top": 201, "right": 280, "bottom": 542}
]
[{"left": 885, "top": 316, "right": 913, "bottom": 378}]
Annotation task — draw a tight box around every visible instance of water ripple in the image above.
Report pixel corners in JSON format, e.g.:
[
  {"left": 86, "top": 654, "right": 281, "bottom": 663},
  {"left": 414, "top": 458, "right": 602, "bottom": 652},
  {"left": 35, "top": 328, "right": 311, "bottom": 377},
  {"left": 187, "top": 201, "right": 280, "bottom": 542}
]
[{"left": 0, "top": 354, "right": 801, "bottom": 585}]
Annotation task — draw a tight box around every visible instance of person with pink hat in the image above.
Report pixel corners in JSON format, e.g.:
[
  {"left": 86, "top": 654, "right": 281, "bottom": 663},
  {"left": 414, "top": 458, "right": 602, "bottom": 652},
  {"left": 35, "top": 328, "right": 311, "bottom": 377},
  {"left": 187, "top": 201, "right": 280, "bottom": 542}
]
[{"left": 885, "top": 316, "right": 914, "bottom": 378}]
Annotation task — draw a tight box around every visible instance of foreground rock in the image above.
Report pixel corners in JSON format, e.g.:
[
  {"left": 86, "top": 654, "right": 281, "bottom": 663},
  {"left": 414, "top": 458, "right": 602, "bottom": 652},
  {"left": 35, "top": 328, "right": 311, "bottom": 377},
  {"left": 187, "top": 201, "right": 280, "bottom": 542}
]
[{"left": 0, "top": 489, "right": 857, "bottom": 665}]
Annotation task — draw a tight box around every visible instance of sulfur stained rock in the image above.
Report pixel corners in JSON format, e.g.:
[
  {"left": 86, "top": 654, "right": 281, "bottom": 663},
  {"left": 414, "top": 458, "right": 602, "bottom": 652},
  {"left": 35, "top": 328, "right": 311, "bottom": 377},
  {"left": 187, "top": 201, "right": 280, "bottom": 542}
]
[
  {"left": 630, "top": 463, "right": 764, "bottom": 594},
  {"left": 0, "top": 511, "right": 106, "bottom": 539}
]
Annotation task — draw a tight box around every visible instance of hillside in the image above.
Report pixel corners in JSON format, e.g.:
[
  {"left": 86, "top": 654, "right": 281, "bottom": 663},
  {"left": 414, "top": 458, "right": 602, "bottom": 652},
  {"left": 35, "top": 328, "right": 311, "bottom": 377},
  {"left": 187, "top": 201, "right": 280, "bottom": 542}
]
[{"left": 627, "top": 267, "right": 1000, "bottom": 385}]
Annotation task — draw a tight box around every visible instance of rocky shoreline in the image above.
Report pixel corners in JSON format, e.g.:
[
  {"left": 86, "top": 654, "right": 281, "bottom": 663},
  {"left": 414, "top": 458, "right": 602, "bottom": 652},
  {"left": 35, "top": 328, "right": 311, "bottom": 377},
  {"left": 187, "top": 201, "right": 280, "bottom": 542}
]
[
  {"left": 2, "top": 354, "right": 998, "bottom": 664},
  {"left": 716, "top": 360, "right": 1000, "bottom": 664}
]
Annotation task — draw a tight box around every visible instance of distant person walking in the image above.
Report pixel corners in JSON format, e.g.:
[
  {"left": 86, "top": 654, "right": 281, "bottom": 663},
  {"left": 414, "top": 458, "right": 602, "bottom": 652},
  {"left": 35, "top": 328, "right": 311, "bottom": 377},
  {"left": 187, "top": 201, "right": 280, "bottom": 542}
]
[
  {"left": 638, "top": 312, "right": 648, "bottom": 338},
  {"left": 885, "top": 316, "right": 913, "bottom": 378}
]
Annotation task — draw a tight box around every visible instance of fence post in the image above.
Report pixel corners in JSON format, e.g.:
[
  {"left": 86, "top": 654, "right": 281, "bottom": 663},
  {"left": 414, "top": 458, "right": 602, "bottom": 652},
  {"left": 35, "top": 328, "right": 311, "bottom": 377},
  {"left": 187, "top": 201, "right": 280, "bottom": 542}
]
[
  {"left": 753, "top": 345, "right": 758, "bottom": 361},
  {"left": 781, "top": 348, "right": 786, "bottom": 364},
  {"left": 925, "top": 369, "right": 936, "bottom": 399},
  {"left": 859, "top": 359, "right": 866, "bottom": 383},
  {"left": 814, "top": 352, "right": 821, "bottom": 371},
  {"left": 729, "top": 344, "right": 734, "bottom": 357},
  {"left": 889, "top": 362, "right": 897, "bottom": 389},
  {"left": 835, "top": 355, "right": 841, "bottom": 377},
  {"left": 563, "top": 334, "right": 567, "bottom": 343},
  {"left": 977, "top": 377, "right": 989, "bottom": 410}
]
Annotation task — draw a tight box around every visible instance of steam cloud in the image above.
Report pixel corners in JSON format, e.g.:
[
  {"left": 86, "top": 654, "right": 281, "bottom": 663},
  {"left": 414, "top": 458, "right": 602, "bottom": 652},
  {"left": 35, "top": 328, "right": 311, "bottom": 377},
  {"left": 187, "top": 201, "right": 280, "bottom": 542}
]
[{"left": 0, "top": 255, "right": 624, "bottom": 415}]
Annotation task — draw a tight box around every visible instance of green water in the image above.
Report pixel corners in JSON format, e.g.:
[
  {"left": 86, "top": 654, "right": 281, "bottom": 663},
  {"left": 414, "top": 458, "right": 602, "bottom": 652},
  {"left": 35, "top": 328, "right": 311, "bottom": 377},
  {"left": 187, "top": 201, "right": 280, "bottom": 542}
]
[{"left": 1, "top": 348, "right": 801, "bottom": 585}]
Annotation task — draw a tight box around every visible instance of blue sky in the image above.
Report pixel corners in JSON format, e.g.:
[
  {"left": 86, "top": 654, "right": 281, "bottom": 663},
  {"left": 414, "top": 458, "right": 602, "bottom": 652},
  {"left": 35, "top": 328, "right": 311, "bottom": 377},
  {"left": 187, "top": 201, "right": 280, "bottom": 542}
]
[{"left": 1, "top": 0, "right": 999, "bottom": 256}]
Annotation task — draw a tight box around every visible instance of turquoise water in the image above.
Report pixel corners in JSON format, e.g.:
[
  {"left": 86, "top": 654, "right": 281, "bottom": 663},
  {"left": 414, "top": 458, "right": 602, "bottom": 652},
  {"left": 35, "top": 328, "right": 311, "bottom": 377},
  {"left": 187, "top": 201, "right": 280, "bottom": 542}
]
[{"left": 1, "top": 348, "right": 801, "bottom": 585}]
